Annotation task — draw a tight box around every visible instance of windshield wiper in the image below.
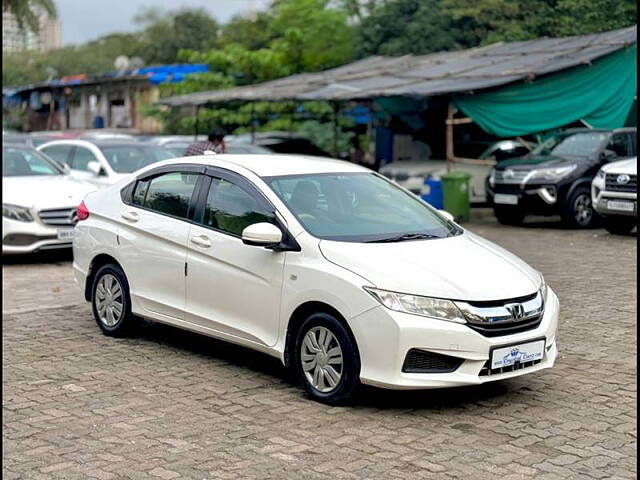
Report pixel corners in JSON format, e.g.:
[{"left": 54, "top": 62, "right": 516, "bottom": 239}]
[{"left": 367, "top": 233, "right": 442, "bottom": 243}]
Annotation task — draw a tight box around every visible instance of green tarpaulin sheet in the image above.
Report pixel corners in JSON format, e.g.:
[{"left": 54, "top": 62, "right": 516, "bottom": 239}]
[{"left": 453, "top": 45, "right": 637, "bottom": 137}]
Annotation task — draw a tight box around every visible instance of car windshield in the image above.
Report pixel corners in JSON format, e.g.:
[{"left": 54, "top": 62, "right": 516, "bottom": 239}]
[
  {"left": 266, "top": 172, "right": 461, "bottom": 242},
  {"left": 3, "top": 146, "right": 63, "bottom": 176},
  {"left": 532, "top": 132, "right": 609, "bottom": 158},
  {"left": 99, "top": 145, "right": 175, "bottom": 173}
]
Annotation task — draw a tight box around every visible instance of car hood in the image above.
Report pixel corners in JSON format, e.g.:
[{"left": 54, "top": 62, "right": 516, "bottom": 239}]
[
  {"left": 496, "top": 154, "right": 581, "bottom": 170},
  {"left": 2, "top": 175, "right": 97, "bottom": 209},
  {"left": 601, "top": 157, "right": 637, "bottom": 174},
  {"left": 319, "top": 231, "right": 541, "bottom": 301}
]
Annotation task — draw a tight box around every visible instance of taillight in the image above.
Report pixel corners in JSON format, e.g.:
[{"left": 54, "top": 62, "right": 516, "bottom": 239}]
[{"left": 77, "top": 201, "right": 90, "bottom": 221}]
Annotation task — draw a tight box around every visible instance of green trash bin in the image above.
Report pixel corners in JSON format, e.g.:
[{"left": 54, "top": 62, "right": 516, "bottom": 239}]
[{"left": 441, "top": 171, "right": 472, "bottom": 223}]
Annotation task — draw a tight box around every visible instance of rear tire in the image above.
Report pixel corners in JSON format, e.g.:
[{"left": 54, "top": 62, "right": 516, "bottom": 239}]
[
  {"left": 562, "top": 186, "right": 596, "bottom": 228},
  {"left": 494, "top": 206, "right": 525, "bottom": 226},
  {"left": 604, "top": 218, "right": 636, "bottom": 235},
  {"left": 91, "top": 264, "right": 135, "bottom": 337},
  {"left": 294, "top": 312, "right": 360, "bottom": 405}
]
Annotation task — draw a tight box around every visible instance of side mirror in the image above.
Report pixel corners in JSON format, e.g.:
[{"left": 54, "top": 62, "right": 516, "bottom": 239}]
[
  {"left": 600, "top": 149, "right": 616, "bottom": 162},
  {"left": 439, "top": 210, "right": 455, "bottom": 222},
  {"left": 241, "top": 222, "right": 283, "bottom": 247},
  {"left": 87, "top": 161, "right": 103, "bottom": 176}
]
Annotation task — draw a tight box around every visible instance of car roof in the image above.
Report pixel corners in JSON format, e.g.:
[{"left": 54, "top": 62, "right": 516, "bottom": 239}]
[
  {"left": 156, "top": 154, "right": 369, "bottom": 177},
  {"left": 39, "top": 139, "right": 167, "bottom": 148}
]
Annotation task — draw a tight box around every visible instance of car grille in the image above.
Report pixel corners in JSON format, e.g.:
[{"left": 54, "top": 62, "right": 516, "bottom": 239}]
[
  {"left": 455, "top": 290, "right": 544, "bottom": 337},
  {"left": 479, "top": 358, "right": 542, "bottom": 376},
  {"left": 605, "top": 173, "right": 637, "bottom": 193},
  {"left": 39, "top": 208, "right": 78, "bottom": 226},
  {"left": 494, "top": 169, "right": 529, "bottom": 184},
  {"left": 402, "top": 349, "right": 464, "bottom": 373}
]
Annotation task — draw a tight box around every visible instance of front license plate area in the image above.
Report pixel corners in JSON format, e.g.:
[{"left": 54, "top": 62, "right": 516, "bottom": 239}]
[
  {"left": 607, "top": 200, "right": 635, "bottom": 212},
  {"left": 494, "top": 193, "right": 518, "bottom": 205},
  {"left": 490, "top": 339, "right": 545, "bottom": 369},
  {"left": 57, "top": 229, "right": 75, "bottom": 241}
]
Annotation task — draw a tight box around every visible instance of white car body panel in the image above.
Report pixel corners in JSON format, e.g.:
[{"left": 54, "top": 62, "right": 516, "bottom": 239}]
[
  {"left": 592, "top": 157, "right": 637, "bottom": 218},
  {"left": 73, "top": 154, "right": 558, "bottom": 389}
]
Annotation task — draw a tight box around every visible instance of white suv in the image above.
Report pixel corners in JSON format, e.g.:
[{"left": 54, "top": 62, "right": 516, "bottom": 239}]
[
  {"left": 592, "top": 157, "right": 637, "bottom": 235},
  {"left": 73, "top": 154, "right": 558, "bottom": 404}
]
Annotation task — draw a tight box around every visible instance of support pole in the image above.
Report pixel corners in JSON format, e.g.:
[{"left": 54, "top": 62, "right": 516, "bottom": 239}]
[
  {"left": 250, "top": 102, "right": 256, "bottom": 144},
  {"left": 446, "top": 102, "right": 454, "bottom": 173},
  {"left": 333, "top": 102, "right": 339, "bottom": 158},
  {"left": 193, "top": 105, "right": 200, "bottom": 140}
]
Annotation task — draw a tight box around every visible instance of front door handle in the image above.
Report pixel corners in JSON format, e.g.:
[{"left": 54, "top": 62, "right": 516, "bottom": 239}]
[
  {"left": 190, "top": 234, "right": 211, "bottom": 248},
  {"left": 121, "top": 211, "right": 139, "bottom": 222}
]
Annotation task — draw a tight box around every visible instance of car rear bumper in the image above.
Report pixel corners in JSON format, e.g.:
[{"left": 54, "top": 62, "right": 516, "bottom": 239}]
[{"left": 349, "top": 286, "right": 559, "bottom": 390}]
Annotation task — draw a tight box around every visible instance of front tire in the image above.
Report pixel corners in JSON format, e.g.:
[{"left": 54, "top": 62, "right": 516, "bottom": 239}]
[
  {"left": 91, "top": 264, "right": 135, "bottom": 337},
  {"left": 294, "top": 312, "right": 360, "bottom": 405},
  {"left": 604, "top": 218, "right": 636, "bottom": 235},
  {"left": 562, "top": 186, "right": 596, "bottom": 228}
]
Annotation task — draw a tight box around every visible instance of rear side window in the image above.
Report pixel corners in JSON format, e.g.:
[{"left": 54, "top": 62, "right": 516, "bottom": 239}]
[
  {"left": 40, "top": 145, "right": 73, "bottom": 166},
  {"left": 134, "top": 172, "right": 199, "bottom": 219},
  {"left": 202, "top": 177, "right": 276, "bottom": 236}
]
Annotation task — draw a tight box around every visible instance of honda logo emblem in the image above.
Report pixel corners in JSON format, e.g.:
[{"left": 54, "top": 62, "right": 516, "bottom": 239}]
[{"left": 506, "top": 303, "right": 525, "bottom": 320}]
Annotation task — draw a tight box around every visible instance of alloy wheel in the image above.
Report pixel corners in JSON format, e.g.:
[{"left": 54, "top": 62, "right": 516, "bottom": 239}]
[
  {"left": 95, "top": 274, "right": 124, "bottom": 327},
  {"left": 301, "top": 326, "right": 343, "bottom": 393},
  {"left": 573, "top": 193, "right": 593, "bottom": 226}
]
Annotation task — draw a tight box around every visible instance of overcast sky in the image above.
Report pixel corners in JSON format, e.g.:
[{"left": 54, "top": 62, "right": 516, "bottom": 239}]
[{"left": 56, "top": 0, "right": 270, "bottom": 45}]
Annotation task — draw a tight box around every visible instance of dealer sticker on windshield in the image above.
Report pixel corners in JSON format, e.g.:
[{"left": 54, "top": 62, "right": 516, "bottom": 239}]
[
  {"left": 490, "top": 339, "right": 545, "bottom": 369},
  {"left": 494, "top": 194, "right": 518, "bottom": 205}
]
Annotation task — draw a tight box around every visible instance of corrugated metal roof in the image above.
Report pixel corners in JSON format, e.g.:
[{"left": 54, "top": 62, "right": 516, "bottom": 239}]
[{"left": 159, "top": 25, "right": 637, "bottom": 106}]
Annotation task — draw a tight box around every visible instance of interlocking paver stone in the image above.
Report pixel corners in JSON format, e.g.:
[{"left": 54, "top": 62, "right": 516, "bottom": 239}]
[{"left": 2, "top": 211, "right": 636, "bottom": 479}]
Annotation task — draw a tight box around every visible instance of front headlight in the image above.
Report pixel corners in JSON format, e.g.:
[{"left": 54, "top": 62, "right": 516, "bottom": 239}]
[
  {"left": 364, "top": 287, "right": 467, "bottom": 324},
  {"left": 527, "top": 164, "right": 577, "bottom": 182},
  {"left": 488, "top": 168, "right": 496, "bottom": 187},
  {"left": 2, "top": 204, "right": 34, "bottom": 222},
  {"left": 538, "top": 272, "right": 548, "bottom": 304},
  {"left": 596, "top": 168, "right": 605, "bottom": 179}
]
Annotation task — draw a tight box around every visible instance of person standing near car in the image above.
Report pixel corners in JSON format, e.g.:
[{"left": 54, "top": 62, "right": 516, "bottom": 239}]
[{"left": 185, "top": 127, "right": 227, "bottom": 156}]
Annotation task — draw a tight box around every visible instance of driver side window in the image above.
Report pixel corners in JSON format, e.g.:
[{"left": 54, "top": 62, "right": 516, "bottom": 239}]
[
  {"left": 71, "top": 147, "right": 99, "bottom": 171},
  {"left": 202, "top": 177, "right": 276, "bottom": 236},
  {"left": 604, "top": 134, "right": 632, "bottom": 160}
]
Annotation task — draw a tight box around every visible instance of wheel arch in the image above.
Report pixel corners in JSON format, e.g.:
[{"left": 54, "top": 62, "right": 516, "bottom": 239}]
[
  {"left": 283, "top": 301, "right": 360, "bottom": 369},
  {"left": 566, "top": 177, "right": 594, "bottom": 200},
  {"left": 84, "top": 253, "right": 124, "bottom": 301}
]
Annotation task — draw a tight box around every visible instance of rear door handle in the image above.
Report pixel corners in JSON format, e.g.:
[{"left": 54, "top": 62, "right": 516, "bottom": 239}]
[
  {"left": 121, "top": 211, "right": 139, "bottom": 222},
  {"left": 190, "top": 234, "right": 211, "bottom": 248}
]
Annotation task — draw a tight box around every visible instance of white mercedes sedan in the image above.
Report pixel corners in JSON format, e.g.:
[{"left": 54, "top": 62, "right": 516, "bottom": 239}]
[
  {"left": 73, "top": 154, "right": 559, "bottom": 404},
  {"left": 3, "top": 144, "right": 97, "bottom": 254}
]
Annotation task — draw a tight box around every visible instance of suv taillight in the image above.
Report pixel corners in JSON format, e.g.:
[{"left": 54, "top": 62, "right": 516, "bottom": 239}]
[{"left": 77, "top": 201, "right": 90, "bottom": 221}]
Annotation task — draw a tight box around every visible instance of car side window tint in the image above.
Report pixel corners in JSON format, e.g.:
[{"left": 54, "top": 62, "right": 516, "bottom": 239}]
[
  {"left": 41, "top": 145, "right": 72, "bottom": 166},
  {"left": 143, "top": 172, "right": 199, "bottom": 219},
  {"left": 132, "top": 179, "right": 150, "bottom": 206},
  {"left": 203, "top": 177, "right": 275, "bottom": 236},
  {"left": 71, "top": 147, "right": 98, "bottom": 171},
  {"left": 604, "top": 134, "right": 632, "bottom": 159}
]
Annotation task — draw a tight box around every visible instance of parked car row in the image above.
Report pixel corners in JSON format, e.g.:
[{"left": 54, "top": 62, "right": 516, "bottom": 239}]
[{"left": 487, "top": 128, "right": 637, "bottom": 230}]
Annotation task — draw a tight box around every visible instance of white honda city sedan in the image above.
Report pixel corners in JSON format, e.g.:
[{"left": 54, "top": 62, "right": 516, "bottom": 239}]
[{"left": 73, "top": 154, "right": 559, "bottom": 404}]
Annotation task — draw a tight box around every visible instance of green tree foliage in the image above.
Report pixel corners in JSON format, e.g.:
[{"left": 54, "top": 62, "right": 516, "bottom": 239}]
[
  {"left": 133, "top": 7, "right": 220, "bottom": 65},
  {"left": 356, "top": 0, "right": 465, "bottom": 57},
  {"left": 3, "top": 0, "right": 56, "bottom": 33}
]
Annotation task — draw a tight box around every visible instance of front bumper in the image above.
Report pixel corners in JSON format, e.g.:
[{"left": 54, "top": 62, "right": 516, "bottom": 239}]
[
  {"left": 488, "top": 183, "right": 562, "bottom": 215},
  {"left": 2, "top": 217, "right": 74, "bottom": 254},
  {"left": 591, "top": 178, "right": 637, "bottom": 217},
  {"left": 349, "top": 286, "right": 559, "bottom": 389}
]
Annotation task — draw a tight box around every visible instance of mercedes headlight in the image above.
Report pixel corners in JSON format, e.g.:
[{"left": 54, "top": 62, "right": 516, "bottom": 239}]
[
  {"left": 364, "top": 287, "right": 466, "bottom": 324},
  {"left": 526, "top": 165, "right": 577, "bottom": 182},
  {"left": 2, "top": 204, "right": 33, "bottom": 222}
]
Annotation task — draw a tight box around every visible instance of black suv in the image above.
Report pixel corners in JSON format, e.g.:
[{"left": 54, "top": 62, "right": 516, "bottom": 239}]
[{"left": 486, "top": 128, "right": 637, "bottom": 227}]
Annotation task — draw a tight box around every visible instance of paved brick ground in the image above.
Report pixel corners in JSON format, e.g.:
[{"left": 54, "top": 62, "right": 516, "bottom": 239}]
[{"left": 3, "top": 212, "right": 637, "bottom": 479}]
